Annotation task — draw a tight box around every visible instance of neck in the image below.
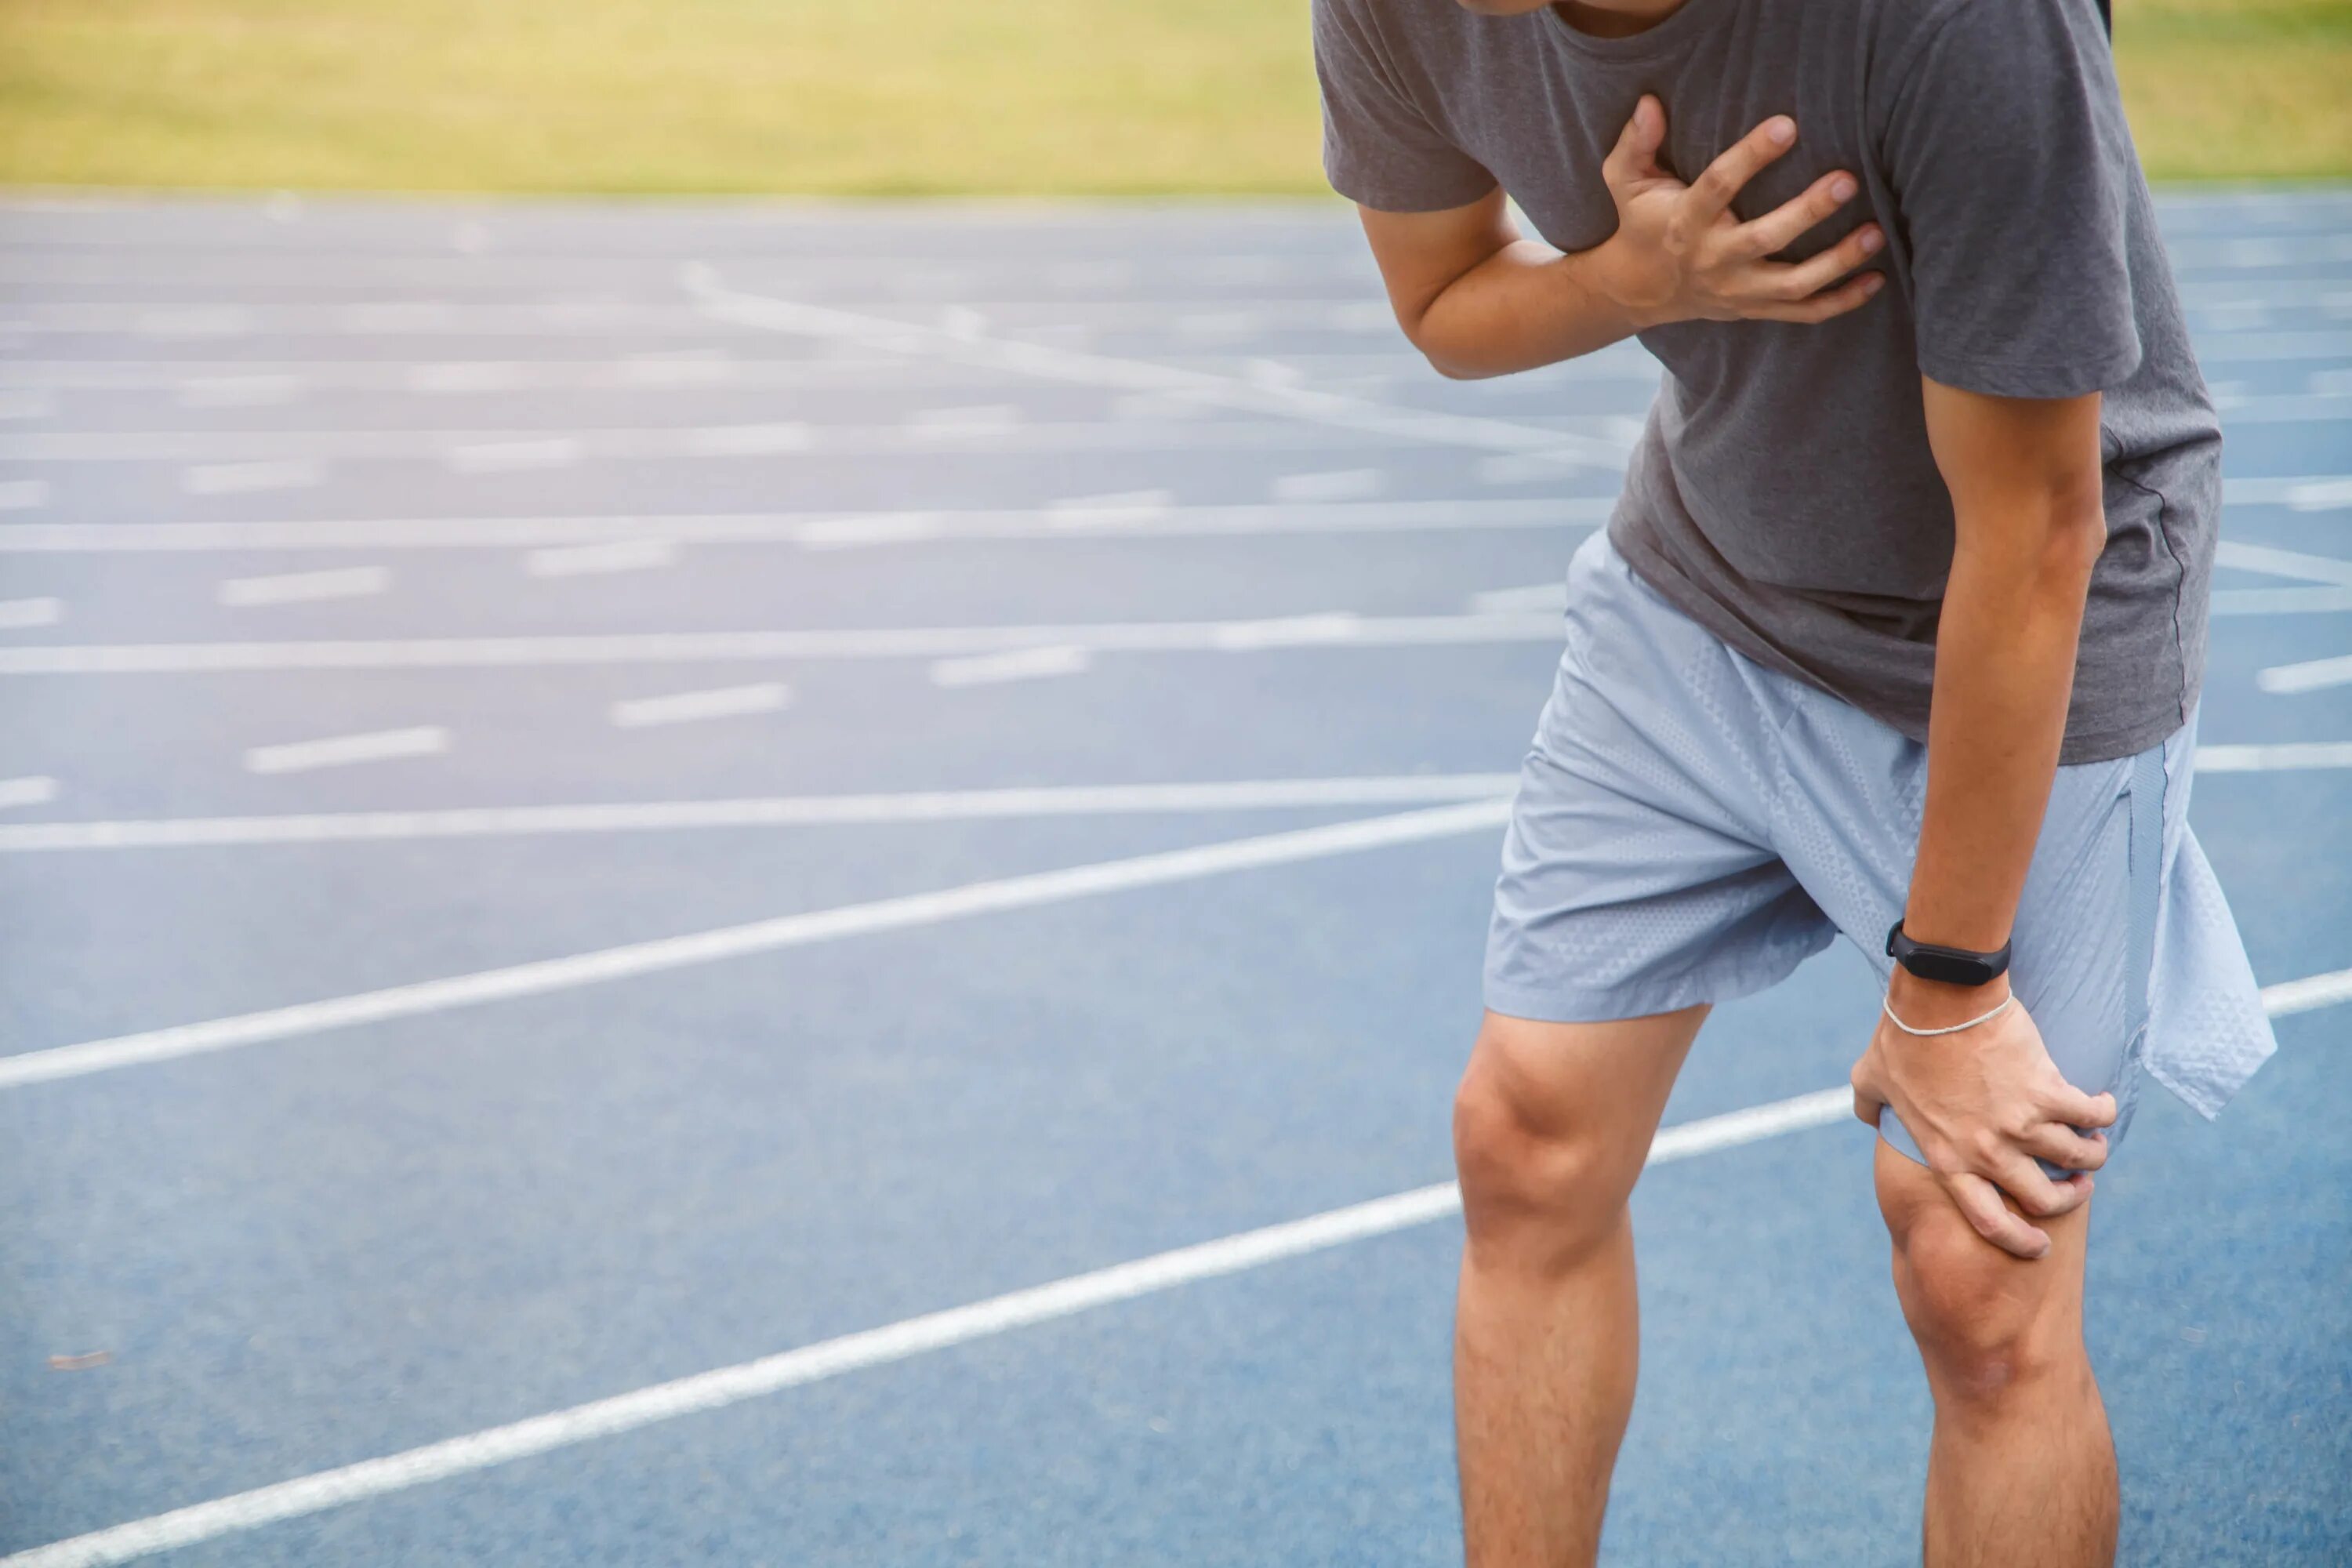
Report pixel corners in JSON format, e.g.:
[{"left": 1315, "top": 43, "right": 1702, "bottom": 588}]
[{"left": 1551, "top": 0, "right": 1692, "bottom": 39}]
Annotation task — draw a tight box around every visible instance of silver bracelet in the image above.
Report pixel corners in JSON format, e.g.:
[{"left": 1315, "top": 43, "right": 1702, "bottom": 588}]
[{"left": 1882, "top": 991, "right": 2016, "bottom": 1038}]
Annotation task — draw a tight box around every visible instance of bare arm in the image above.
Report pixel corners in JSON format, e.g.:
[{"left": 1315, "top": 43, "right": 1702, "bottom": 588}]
[
  {"left": 1359, "top": 96, "right": 1886, "bottom": 380},
  {"left": 1850, "top": 380, "right": 2121, "bottom": 1260}
]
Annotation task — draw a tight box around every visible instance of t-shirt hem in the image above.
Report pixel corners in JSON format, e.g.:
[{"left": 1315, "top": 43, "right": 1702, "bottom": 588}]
[
  {"left": 1915, "top": 339, "right": 2144, "bottom": 401},
  {"left": 1323, "top": 157, "right": 1496, "bottom": 215}
]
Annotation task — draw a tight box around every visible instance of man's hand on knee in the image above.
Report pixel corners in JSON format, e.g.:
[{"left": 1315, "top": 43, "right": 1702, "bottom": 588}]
[{"left": 1849, "top": 989, "right": 2117, "bottom": 1261}]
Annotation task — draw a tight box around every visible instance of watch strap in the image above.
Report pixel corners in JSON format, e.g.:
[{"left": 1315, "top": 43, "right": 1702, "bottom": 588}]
[{"left": 1885, "top": 920, "right": 2013, "bottom": 987}]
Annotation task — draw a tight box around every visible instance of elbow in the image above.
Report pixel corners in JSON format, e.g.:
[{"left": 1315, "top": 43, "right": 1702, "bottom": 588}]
[{"left": 2037, "top": 477, "right": 2110, "bottom": 585}]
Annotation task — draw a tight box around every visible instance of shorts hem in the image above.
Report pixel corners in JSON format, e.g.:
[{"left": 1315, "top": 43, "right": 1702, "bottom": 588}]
[{"left": 1482, "top": 942, "right": 1823, "bottom": 1026}]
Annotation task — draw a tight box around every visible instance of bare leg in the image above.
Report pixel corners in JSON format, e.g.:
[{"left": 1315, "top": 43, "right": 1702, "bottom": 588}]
[
  {"left": 1452, "top": 1005, "right": 1707, "bottom": 1568},
  {"left": 1875, "top": 1139, "right": 2117, "bottom": 1568}
]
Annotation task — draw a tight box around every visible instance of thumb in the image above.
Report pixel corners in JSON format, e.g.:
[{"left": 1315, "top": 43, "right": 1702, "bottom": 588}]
[{"left": 1603, "top": 94, "right": 1665, "bottom": 192}]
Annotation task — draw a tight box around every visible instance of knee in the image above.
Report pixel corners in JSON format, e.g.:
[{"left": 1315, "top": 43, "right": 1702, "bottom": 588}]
[
  {"left": 1886, "top": 1196, "right": 2082, "bottom": 1410},
  {"left": 1452, "top": 1024, "right": 1639, "bottom": 1273}
]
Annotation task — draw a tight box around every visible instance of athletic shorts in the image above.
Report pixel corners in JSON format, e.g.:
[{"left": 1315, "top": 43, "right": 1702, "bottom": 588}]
[{"left": 1483, "top": 532, "right": 2277, "bottom": 1165}]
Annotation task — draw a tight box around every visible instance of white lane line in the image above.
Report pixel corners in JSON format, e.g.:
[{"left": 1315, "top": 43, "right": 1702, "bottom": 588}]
[
  {"left": 180, "top": 460, "right": 321, "bottom": 496},
  {"left": 2262, "top": 966, "right": 2352, "bottom": 1018},
  {"left": 242, "top": 727, "right": 450, "bottom": 776},
  {"left": 0, "top": 611, "right": 1567, "bottom": 676},
  {"left": 931, "top": 644, "right": 1092, "bottom": 687},
  {"left": 13, "top": 953, "right": 2347, "bottom": 1568},
  {"left": 447, "top": 437, "right": 582, "bottom": 474},
  {"left": 0, "top": 499, "right": 1605, "bottom": 554},
  {"left": 0, "top": 800, "right": 1511, "bottom": 1092},
  {"left": 407, "top": 363, "right": 524, "bottom": 394},
  {"left": 682, "top": 264, "right": 1627, "bottom": 473},
  {"left": 0, "top": 389, "right": 53, "bottom": 420},
  {"left": 608, "top": 683, "right": 790, "bottom": 728},
  {"left": 523, "top": 539, "right": 677, "bottom": 578},
  {"left": 909, "top": 405, "right": 1022, "bottom": 435},
  {"left": 1468, "top": 583, "right": 1564, "bottom": 615},
  {"left": 1272, "top": 469, "right": 1383, "bottom": 503},
  {"left": 2256, "top": 654, "right": 2352, "bottom": 695},
  {"left": 0, "top": 596, "right": 63, "bottom": 630},
  {"left": 2223, "top": 475, "right": 2352, "bottom": 510},
  {"left": 2211, "top": 588, "right": 2352, "bottom": 615},
  {"left": 176, "top": 374, "right": 303, "bottom": 409},
  {"left": 0, "top": 1084, "right": 1842, "bottom": 1568},
  {"left": 2195, "top": 742, "right": 2352, "bottom": 772},
  {"left": 216, "top": 567, "right": 390, "bottom": 608},
  {"left": 0, "top": 776, "right": 58, "bottom": 811},
  {"left": 0, "top": 775, "right": 1523, "bottom": 852},
  {"left": 0, "top": 480, "right": 49, "bottom": 511},
  {"left": 2214, "top": 540, "right": 2352, "bottom": 586}
]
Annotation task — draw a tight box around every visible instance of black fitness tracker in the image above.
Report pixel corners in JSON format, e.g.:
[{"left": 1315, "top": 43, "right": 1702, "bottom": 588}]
[{"left": 1886, "top": 920, "right": 2012, "bottom": 988}]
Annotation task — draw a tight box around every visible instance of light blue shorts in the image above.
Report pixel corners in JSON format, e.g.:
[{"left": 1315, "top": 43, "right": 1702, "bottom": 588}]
[{"left": 1484, "top": 532, "right": 2277, "bottom": 1165}]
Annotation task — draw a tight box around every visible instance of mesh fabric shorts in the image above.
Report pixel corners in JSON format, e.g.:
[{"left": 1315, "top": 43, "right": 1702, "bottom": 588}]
[{"left": 1483, "top": 532, "right": 2276, "bottom": 1164}]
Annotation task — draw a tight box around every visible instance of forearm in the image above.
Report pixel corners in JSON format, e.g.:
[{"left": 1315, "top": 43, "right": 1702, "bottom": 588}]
[
  {"left": 1901, "top": 500, "right": 2103, "bottom": 980},
  {"left": 1406, "top": 238, "right": 1643, "bottom": 380}
]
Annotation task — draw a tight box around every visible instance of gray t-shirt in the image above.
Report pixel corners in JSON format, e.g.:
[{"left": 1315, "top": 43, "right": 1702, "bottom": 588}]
[{"left": 1315, "top": 0, "right": 2218, "bottom": 764}]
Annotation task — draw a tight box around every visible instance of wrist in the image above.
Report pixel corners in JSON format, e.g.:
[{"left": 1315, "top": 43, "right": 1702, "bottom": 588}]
[
  {"left": 1565, "top": 237, "right": 1670, "bottom": 334},
  {"left": 1886, "top": 964, "right": 2011, "bottom": 1029}
]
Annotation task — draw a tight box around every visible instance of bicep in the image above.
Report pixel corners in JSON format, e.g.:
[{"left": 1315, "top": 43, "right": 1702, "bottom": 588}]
[
  {"left": 1357, "top": 189, "right": 1518, "bottom": 337},
  {"left": 1921, "top": 378, "right": 2106, "bottom": 548}
]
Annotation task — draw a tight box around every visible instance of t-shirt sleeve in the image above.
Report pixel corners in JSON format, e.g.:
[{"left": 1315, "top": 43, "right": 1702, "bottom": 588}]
[
  {"left": 1312, "top": 0, "right": 1496, "bottom": 213},
  {"left": 1878, "top": 0, "right": 2142, "bottom": 397}
]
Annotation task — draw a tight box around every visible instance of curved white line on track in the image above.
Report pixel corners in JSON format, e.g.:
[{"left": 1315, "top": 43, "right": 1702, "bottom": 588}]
[
  {"left": 6, "top": 963, "right": 2342, "bottom": 1568},
  {"left": 0, "top": 800, "right": 1513, "bottom": 1091}
]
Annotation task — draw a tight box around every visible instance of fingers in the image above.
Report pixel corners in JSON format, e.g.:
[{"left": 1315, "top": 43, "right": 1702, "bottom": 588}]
[
  {"left": 1993, "top": 1152, "right": 2095, "bottom": 1220},
  {"left": 1947, "top": 1172, "right": 2052, "bottom": 1261},
  {"left": 1758, "top": 221, "right": 1884, "bottom": 300},
  {"left": 1682, "top": 114, "right": 1798, "bottom": 227},
  {"left": 2022, "top": 1120, "right": 2111, "bottom": 1173},
  {"left": 1602, "top": 95, "right": 1666, "bottom": 193},
  {"left": 2042, "top": 1081, "right": 2120, "bottom": 1130},
  {"left": 1744, "top": 270, "right": 1882, "bottom": 323},
  {"left": 1733, "top": 169, "right": 1863, "bottom": 260}
]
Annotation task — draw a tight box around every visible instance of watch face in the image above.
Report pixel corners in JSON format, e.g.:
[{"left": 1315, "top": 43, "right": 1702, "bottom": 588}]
[{"left": 1904, "top": 949, "right": 1992, "bottom": 987}]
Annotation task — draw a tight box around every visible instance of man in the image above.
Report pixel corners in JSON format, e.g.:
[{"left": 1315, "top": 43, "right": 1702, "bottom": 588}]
[{"left": 1310, "top": 0, "right": 2277, "bottom": 1563}]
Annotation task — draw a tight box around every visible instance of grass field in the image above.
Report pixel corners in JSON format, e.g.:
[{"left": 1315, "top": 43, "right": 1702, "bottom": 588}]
[{"left": 0, "top": 0, "right": 2343, "bottom": 195}]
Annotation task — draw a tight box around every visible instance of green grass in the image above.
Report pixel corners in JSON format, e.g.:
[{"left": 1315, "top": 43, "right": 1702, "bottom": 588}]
[{"left": 0, "top": 0, "right": 2342, "bottom": 195}]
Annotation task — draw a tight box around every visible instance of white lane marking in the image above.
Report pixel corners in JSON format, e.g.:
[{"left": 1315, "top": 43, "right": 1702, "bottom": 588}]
[
  {"left": 0, "top": 611, "right": 1567, "bottom": 675},
  {"left": 0, "top": 481, "right": 49, "bottom": 511},
  {"left": 135, "top": 307, "right": 251, "bottom": 339},
  {"left": 242, "top": 727, "right": 450, "bottom": 776},
  {"left": 2211, "top": 588, "right": 2352, "bottom": 615},
  {"left": 0, "top": 390, "right": 53, "bottom": 420},
  {"left": 909, "top": 405, "right": 1021, "bottom": 434},
  {"left": 1468, "top": 583, "right": 1564, "bottom": 615},
  {"left": 176, "top": 375, "right": 303, "bottom": 408},
  {"left": 0, "top": 1086, "right": 1844, "bottom": 1568},
  {"left": 2194, "top": 742, "right": 2352, "bottom": 772},
  {"left": 14, "top": 944, "right": 2347, "bottom": 1568},
  {"left": 523, "top": 539, "right": 677, "bottom": 578},
  {"left": 2256, "top": 654, "right": 2352, "bottom": 695},
  {"left": 447, "top": 437, "right": 581, "bottom": 474},
  {"left": 0, "top": 776, "right": 58, "bottom": 811},
  {"left": 1271, "top": 469, "right": 1382, "bottom": 503},
  {"left": 931, "top": 644, "right": 1091, "bottom": 687},
  {"left": 608, "top": 683, "right": 790, "bottom": 728},
  {"left": 0, "top": 775, "right": 1523, "bottom": 852},
  {"left": 682, "top": 265, "right": 1626, "bottom": 472},
  {"left": 683, "top": 423, "right": 810, "bottom": 455},
  {"left": 2263, "top": 966, "right": 2352, "bottom": 1018},
  {"left": 0, "top": 800, "right": 1511, "bottom": 1091},
  {"left": 181, "top": 460, "right": 321, "bottom": 496},
  {"left": 0, "top": 596, "right": 63, "bottom": 630},
  {"left": 615, "top": 350, "right": 732, "bottom": 387},
  {"left": 2213, "top": 541, "right": 2352, "bottom": 586},
  {"left": 216, "top": 567, "right": 390, "bottom": 608},
  {"left": 406, "top": 362, "right": 524, "bottom": 394},
  {"left": 2223, "top": 475, "right": 2352, "bottom": 510},
  {"left": 0, "top": 499, "right": 1602, "bottom": 554}
]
